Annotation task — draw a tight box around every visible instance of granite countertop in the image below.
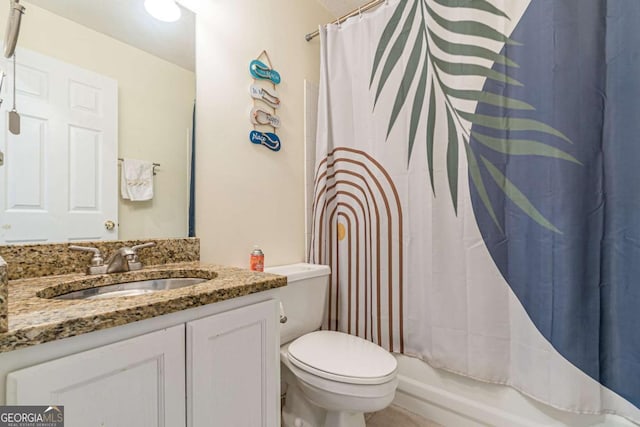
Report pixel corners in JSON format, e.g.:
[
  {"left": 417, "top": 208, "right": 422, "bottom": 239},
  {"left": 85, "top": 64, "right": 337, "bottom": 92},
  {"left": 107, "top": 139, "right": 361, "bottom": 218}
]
[{"left": 0, "top": 262, "right": 286, "bottom": 353}]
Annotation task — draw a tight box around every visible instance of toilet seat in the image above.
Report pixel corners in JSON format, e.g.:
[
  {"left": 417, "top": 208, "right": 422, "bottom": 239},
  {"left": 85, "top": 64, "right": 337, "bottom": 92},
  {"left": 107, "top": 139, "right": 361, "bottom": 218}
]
[{"left": 287, "top": 330, "right": 397, "bottom": 385}]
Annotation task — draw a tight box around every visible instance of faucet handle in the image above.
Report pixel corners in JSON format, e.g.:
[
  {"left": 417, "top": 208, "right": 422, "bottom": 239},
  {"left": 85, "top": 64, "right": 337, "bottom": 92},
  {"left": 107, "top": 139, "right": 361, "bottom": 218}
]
[
  {"left": 69, "top": 245, "right": 104, "bottom": 266},
  {"left": 131, "top": 242, "right": 156, "bottom": 252},
  {"left": 69, "top": 244, "right": 100, "bottom": 254},
  {"left": 127, "top": 242, "right": 156, "bottom": 271},
  {"left": 69, "top": 245, "right": 107, "bottom": 274}
]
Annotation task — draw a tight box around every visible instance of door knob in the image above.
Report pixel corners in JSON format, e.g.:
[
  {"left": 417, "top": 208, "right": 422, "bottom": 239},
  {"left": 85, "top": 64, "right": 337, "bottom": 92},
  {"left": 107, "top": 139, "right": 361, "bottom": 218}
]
[{"left": 104, "top": 220, "right": 116, "bottom": 231}]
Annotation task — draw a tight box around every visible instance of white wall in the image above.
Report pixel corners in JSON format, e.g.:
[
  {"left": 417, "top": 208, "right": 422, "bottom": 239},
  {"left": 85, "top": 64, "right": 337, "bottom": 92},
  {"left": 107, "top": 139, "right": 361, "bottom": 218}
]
[
  {"left": 304, "top": 80, "right": 319, "bottom": 259},
  {"left": 195, "top": 1, "right": 333, "bottom": 267},
  {"left": 4, "top": 2, "right": 195, "bottom": 240}
]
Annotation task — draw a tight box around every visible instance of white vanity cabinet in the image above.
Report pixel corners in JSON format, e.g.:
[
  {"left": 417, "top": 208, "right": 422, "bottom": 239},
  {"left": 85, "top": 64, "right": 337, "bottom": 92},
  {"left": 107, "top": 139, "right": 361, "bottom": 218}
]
[
  {"left": 6, "top": 325, "right": 186, "bottom": 427},
  {"left": 2, "top": 297, "right": 280, "bottom": 427},
  {"left": 187, "top": 300, "right": 279, "bottom": 427}
]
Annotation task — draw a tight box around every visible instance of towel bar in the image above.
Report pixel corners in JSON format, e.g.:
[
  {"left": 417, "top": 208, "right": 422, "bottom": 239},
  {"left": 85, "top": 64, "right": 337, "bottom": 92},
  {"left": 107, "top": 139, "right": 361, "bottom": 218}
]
[{"left": 118, "top": 158, "right": 160, "bottom": 175}]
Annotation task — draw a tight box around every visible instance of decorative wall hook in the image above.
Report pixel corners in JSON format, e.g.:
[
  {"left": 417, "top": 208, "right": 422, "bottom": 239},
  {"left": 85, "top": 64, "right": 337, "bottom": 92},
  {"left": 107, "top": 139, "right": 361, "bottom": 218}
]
[
  {"left": 249, "top": 50, "right": 282, "bottom": 151},
  {"left": 250, "top": 59, "right": 281, "bottom": 85},
  {"left": 250, "top": 84, "right": 280, "bottom": 109},
  {"left": 250, "top": 107, "right": 280, "bottom": 128},
  {"left": 249, "top": 130, "right": 280, "bottom": 151}
]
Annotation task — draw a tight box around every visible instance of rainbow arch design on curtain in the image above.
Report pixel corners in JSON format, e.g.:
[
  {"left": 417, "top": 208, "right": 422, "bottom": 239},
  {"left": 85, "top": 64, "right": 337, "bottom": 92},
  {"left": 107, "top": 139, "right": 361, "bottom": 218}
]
[{"left": 310, "top": 147, "right": 405, "bottom": 353}]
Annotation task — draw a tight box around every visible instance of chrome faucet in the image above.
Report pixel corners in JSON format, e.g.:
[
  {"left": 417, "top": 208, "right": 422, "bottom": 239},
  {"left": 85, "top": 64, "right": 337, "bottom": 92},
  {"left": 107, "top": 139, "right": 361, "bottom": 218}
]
[
  {"left": 70, "top": 242, "right": 156, "bottom": 275},
  {"left": 105, "top": 246, "right": 136, "bottom": 273}
]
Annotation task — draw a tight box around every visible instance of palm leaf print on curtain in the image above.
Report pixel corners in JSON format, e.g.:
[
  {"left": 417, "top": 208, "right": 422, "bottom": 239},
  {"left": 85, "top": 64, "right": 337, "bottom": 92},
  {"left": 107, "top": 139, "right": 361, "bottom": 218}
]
[{"left": 313, "top": 0, "right": 640, "bottom": 421}]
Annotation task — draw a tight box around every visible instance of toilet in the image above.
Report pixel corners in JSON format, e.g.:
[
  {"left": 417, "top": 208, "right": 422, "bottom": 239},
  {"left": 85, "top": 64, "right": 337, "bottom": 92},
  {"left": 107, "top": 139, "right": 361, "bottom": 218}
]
[{"left": 265, "top": 263, "right": 398, "bottom": 427}]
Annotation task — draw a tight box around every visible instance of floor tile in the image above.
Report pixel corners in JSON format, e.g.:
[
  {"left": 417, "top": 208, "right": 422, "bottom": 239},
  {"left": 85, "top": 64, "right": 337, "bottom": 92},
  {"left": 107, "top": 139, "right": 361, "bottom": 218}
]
[{"left": 366, "top": 405, "right": 442, "bottom": 427}]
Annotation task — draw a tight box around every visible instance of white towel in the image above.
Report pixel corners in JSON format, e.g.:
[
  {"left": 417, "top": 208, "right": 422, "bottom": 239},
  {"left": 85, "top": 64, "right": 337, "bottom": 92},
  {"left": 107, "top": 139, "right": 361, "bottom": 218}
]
[{"left": 121, "top": 158, "right": 154, "bottom": 201}]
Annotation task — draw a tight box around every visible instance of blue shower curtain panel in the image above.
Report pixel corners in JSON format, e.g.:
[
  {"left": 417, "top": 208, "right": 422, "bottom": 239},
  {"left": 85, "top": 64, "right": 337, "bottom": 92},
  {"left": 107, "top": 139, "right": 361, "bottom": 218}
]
[
  {"left": 312, "top": 0, "right": 640, "bottom": 422},
  {"left": 472, "top": 0, "right": 640, "bottom": 413}
]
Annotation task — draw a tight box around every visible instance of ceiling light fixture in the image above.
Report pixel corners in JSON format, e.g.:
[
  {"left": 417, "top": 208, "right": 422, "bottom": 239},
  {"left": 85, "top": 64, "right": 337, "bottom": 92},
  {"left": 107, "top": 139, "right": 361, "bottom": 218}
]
[{"left": 144, "top": 0, "right": 181, "bottom": 22}]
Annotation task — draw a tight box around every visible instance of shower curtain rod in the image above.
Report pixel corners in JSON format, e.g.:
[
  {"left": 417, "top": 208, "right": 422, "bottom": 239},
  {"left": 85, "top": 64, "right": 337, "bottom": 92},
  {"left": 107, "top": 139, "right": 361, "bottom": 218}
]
[{"left": 305, "top": 0, "right": 386, "bottom": 41}]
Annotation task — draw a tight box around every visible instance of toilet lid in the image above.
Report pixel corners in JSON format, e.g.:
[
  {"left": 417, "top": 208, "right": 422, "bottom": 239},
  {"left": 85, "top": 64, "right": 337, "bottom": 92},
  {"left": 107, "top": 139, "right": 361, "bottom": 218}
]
[{"left": 287, "top": 330, "right": 397, "bottom": 385}]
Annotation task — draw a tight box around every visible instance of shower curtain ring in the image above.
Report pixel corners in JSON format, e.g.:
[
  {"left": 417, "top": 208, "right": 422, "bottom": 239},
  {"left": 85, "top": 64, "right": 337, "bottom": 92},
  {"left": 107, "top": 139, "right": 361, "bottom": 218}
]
[{"left": 358, "top": 7, "right": 362, "bottom": 19}]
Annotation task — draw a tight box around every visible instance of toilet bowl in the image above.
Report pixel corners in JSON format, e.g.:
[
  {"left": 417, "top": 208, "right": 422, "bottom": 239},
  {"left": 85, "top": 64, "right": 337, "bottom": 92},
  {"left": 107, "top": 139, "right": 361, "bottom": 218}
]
[
  {"left": 281, "top": 331, "right": 398, "bottom": 427},
  {"left": 266, "top": 264, "right": 398, "bottom": 427}
]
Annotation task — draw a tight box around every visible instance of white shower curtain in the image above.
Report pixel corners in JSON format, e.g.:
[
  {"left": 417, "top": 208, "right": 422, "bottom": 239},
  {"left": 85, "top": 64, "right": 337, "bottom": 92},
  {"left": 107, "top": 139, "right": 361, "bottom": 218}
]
[{"left": 310, "top": 0, "right": 640, "bottom": 422}]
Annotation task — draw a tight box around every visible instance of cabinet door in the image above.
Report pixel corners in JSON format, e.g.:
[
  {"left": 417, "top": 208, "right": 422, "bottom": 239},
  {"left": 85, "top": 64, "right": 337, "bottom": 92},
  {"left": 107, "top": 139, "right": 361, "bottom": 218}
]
[
  {"left": 6, "top": 325, "right": 186, "bottom": 427},
  {"left": 187, "top": 299, "right": 279, "bottom": 427}
]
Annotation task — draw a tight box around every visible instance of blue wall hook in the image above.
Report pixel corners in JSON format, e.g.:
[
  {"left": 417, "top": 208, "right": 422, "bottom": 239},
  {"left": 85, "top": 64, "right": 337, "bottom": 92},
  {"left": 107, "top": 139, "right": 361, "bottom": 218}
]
[
  {"left": 249, "top": 130, "right": 281, "bottom": 151},
  {"left": 249, "top": 59, "right": 281, "bottom": 85}
]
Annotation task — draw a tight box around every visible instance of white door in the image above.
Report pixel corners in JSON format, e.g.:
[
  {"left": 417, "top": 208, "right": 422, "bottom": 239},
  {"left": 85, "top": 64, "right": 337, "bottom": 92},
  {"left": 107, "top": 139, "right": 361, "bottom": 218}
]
[
  {"left": 6, "top": 325, "right": 185, "bottom": 427},
  {"left": 0, "top": 47, "right": 118, "bottom": 244},
  {"left": 187, "top": 300, "right": 280, "bottom": 427}
]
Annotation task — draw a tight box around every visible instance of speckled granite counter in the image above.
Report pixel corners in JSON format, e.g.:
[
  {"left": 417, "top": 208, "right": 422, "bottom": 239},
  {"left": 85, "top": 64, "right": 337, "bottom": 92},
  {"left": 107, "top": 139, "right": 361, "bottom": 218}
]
[
  {"left": 0, "top": 237, "right": 200, "bottom": 334},
  {"left": 0, "top": 262, "right": 286, "bottom": 353},
  {"left": 0, "top": 237, "right": 200, "bottom": 280},
  {"left": 0, "top": 259, "right": 6, "bottom": 333}
]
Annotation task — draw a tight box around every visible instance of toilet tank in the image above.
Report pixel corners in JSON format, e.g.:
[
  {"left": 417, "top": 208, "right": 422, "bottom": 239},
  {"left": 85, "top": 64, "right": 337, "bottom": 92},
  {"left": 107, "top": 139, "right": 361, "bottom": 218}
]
[{"left": 265, "top": 263, "right": 331, "bottom": 345}]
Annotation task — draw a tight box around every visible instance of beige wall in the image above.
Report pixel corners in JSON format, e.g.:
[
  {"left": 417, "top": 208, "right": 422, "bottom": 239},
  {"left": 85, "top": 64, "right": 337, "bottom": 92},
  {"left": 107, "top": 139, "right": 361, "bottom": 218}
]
[
  {"left": 2, "top": 2, "right": 195, "bottom": 240},
  {"left": 195, "top": 1, "right": 332, "bottom": 267}
]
